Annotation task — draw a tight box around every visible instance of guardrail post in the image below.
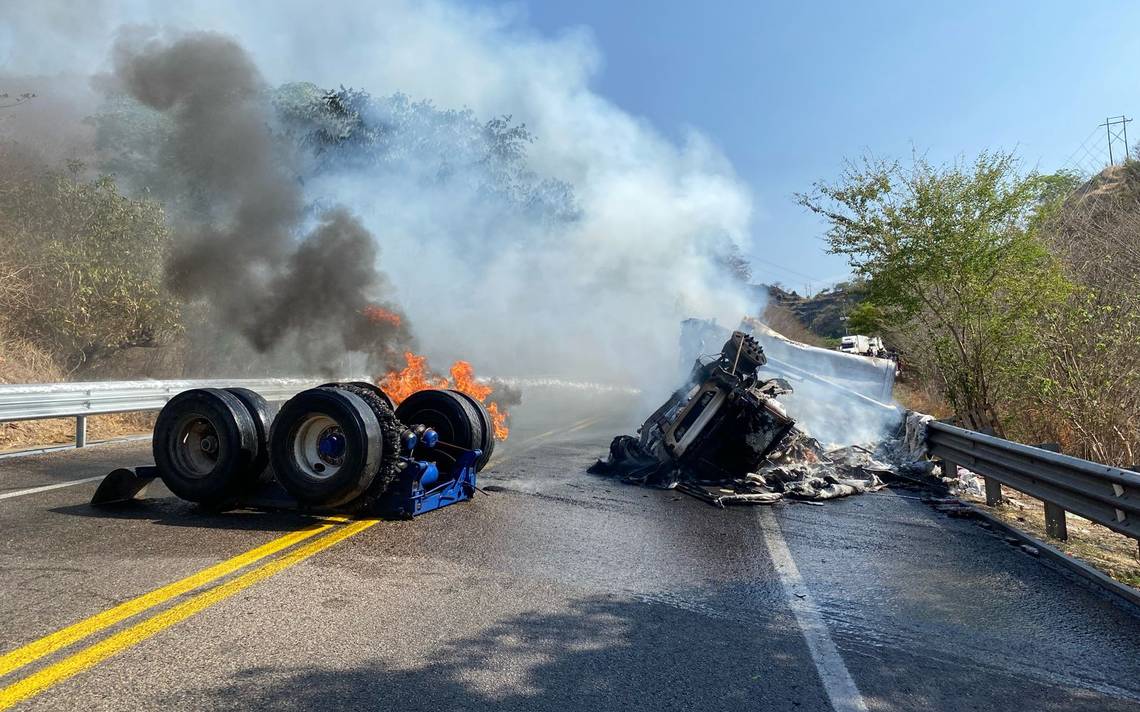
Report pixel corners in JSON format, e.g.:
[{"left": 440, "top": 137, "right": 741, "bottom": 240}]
[
  {"left": 75, "top": 416, "right": 87, "bottom": 448},
  {"left": 984, "top": 477, "right": 1003, "bottom": 506},
  {"left": 927, "top": 420, "right": 1140, "bottom": 546},
  {"left": 1043, "top": 501, "right": 1068, "bottom": 540},
  {"left": 1031, "top": 443, "right": 1066, "bottom": 538},
  {"left": 940, "top": 457, "right": 955, "bottom": 479}
]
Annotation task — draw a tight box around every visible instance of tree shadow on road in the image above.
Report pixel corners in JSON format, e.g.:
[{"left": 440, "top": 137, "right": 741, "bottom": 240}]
[
  {"left": 163, "top": 592, "right": 826, "bottom": 712},
  {"left": 160, "top": 582, "right": 1140, "bottom": 712}
]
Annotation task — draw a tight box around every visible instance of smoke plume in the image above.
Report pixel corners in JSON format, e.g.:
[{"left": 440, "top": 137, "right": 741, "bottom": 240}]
[
  {"left": 1, "top": 1, "right": 759, "bottom": 396},
  {"left": 109, "top": 31, "right": 411, "bottom": 372}
]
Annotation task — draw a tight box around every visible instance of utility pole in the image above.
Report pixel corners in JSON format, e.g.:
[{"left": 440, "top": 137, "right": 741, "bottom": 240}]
[{"left": 1100, "top": 115, "right": 1132, "bottom": 166}]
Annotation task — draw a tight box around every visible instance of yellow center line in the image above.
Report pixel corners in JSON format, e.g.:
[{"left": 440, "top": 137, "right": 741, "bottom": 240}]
[
  {"left": 564, "top": 415, "right": 604, "bottom": 434},
  {"left": 0, "top": 415, "right": 608, "bottom": 706},
  {"left": 0, "top": 518, "right": 381, "bottom": 710},
  {"left": 0, "top": 520, "right": 336, "bottom": 678}
]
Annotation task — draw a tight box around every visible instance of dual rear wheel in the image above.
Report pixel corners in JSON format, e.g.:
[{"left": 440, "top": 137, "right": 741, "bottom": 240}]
[
  {"left": 153, "top": 384, "right": 496, "bottom": 509},
  {"left": 269, "top": 385, "right": 398, "bottom": 508},
  {"left": 152, "top": 388, "right": 271, "bottom": 507},
  {"left": 395, "top": 389, "right": 495, "bottom": 472}
]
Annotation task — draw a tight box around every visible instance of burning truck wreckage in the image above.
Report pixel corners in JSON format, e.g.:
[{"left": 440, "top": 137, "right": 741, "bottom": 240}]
[
  {"left": 63, "top": 30, "right": 918, "bottom": 520},
  {"left": 590, "top": 318, "right": 919, "bottom": 508},
  {"left": 92, "top": 316, "right": 923, "bottom": 517}
]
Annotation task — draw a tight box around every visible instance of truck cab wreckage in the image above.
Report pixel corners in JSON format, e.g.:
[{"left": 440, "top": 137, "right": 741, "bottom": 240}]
[{"left": 591, "top": 328, "right": 899, "bottom": 506}]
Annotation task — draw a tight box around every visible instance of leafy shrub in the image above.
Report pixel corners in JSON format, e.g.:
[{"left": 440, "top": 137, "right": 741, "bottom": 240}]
[{"left": 0, "top": 145, "right": 180, "bottom": 373}]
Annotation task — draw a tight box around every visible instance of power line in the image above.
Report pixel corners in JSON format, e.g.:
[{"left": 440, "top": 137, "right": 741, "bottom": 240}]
[
  {"left": 1064, "top": 124, "right": 1105, "bottom": 175},
  {"left": 1066, "top": 125, "right": 1115, "bottom": 176},
  {"left": 750, "top": 256, "right": 829, "bottom": 283}
]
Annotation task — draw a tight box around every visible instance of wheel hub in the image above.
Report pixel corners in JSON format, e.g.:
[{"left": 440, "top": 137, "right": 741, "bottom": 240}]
[
  {"left": 173, "top": 415, "right": 220, "bottom": 478},
  {"left": 316, "top": 427, "right": 346, "bottom": 464},
  {"left": 293, "top": 414, "right": 347, "bottom": 481}
]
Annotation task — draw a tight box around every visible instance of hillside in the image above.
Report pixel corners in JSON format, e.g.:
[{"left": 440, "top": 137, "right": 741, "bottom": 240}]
[{"left": 761, "top": 283, "right": 864, "bottom": 340}]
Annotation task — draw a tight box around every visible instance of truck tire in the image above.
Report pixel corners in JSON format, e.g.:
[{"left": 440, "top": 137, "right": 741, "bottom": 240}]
[
  {"left": 319, "top": 381, "right": 397, "bottom": 413},
  {"left": 153, "top": 388, "right": 260, "bottom": 506},
  {"left": 395, "top": 389, "right": 482, "bottom": 475},
  {"left": 269, "top": 387, "right": 382, "bottom": 507},
  {"left": 224, "top": 387, "right": 274, "bottom": 479},
  {"left": 329, "top": 383, "right": 401, "bottom": 500},
  {"left": 447, "top": 389, "right": 495, "bottom": 471}
]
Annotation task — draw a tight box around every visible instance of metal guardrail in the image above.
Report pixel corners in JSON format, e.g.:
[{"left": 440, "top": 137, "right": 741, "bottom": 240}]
[
  {"left": 0, "top": 379, "right": 328, "bottom": 448},
  {"left": 928, "top": 420, "right": 1140, "bottom": 542}
]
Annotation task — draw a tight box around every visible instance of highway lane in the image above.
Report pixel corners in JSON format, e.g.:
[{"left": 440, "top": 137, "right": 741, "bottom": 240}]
[{"left": 1, "top": 388, "right": 1139, "bottom": 711}]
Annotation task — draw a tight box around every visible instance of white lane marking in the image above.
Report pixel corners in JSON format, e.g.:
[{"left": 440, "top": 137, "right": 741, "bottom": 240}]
[
  {"left": 0, "top": 476, "right": 105, "bottom": 501},
  {"left": 0, "top": 435, "right": 152, "bottom": 461},
  {"left": 758, "top": 508, "right": 869, "bottom": 712}
]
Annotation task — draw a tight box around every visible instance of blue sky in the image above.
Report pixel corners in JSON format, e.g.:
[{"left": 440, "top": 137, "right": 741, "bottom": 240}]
[{"left": 474, "top": 1, "right": 1140, "bottom": 291}]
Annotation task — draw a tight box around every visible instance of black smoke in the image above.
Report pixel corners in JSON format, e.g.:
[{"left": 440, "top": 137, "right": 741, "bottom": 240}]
[{"left": 110, "top": 31, "right": 411, "bottom": 373}]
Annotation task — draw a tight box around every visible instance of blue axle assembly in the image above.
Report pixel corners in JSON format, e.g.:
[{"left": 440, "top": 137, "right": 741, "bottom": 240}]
[
  {"left": 92, "top": 426, "right": 480, "bottom": 519},
  {"left": 372, "top": 423, "right": 480, "bottom": 518},
  {"left": 91, "top": 384, "right": 492, "bottom": 519},
  {"left": 379, "top": 447, "right": 480, "bottom": 519}
]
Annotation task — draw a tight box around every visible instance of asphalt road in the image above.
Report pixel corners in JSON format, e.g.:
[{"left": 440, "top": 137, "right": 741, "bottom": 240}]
[{"left": 1, "top": 387, "right": 1139, "bottom": 711}]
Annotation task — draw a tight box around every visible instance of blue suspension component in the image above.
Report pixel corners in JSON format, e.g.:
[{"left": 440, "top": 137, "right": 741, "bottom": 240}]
[{"left": 376, "top": 426, "right": 479, "bottom": 518}]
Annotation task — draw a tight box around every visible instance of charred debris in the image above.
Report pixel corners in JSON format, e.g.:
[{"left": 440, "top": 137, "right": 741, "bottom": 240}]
[{"left": 590, "top": 330, "right": 894, "bottom": 507}]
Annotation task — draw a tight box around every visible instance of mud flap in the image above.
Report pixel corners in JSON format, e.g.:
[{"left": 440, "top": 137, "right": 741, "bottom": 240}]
[{"left": 91, "top": 466, "right": 158, "bottom": 506}]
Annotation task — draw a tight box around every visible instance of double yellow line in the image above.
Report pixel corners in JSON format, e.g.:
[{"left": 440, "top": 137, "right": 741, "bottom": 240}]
[
  {"left": 0, "top": 413, "right": 606, "bottom": 708},
  {"left": 0, "top": 517, "right": 379, "bottom": 710}
]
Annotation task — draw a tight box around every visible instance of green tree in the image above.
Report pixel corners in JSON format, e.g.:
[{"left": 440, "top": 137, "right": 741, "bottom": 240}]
[
  {"left": 798, "top": 151, "right": 1072, "bottom": 432},
  {"left": 269, "top": 83, "right": 580, "bottom": 223},
  {"left": 846, "top": 302, "right": 885, "bottom": 335},
  {"left": 0, "top": 149, "right": 181, "bottom": 373}
]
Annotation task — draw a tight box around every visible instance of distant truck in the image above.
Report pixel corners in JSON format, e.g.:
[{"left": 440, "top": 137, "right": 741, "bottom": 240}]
[{"left": 839, "top": 334, "right": 885, "bottom": 358}]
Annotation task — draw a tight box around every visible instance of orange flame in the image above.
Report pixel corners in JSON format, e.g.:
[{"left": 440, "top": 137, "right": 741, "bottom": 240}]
[
  {"left": 378, "top": 352, "right": 448, "bottom": 404},
  {"left": 378, "top": 351, "right": 510, "bottom": 440},
  {"left": 449, "top": 360, "right": 492, "bottom": 401},
  {"left": 361, "top": 304, "right": 402, "bottom": 328},
  {"left": 484, "top": 402, "right": 509, "bottom": 440}
]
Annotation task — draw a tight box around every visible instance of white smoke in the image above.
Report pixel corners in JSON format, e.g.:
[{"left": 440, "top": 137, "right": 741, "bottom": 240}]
[{"left": 0, "top": 0, "right": 758, "bottom": 393}]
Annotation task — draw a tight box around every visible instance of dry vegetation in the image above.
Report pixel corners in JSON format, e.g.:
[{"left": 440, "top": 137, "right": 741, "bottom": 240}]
[
  {"left": 0, "top": 143, "right": 182, "bottom": 451},
  {"left": 0, "top": 412, "right": 156, "bottom": 453},
  {"left": 1, "top": 325, "right": 157, "bottom": 451},
  {"left": 0, "top": 325, "right": 62, "bottom": 384},
  {"left": 761, "top": 301, "right": 831, "bottom": 348},
  {"left": 0, "top": 142, "right": 179, "bottom": 375},
  {"left": 1028, "top": 163, "right": 1140, "bottom": 466},
  {"left": 893, "top": 379, "right": 952, "bottom": 419}
]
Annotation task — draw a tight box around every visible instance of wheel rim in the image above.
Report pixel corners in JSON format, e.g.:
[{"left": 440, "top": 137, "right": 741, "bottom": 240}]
[
  {"left": 172, "top": 413, "right": 221, "bottom": 478},
  {"left": 293, "top": 414, "right": 347, "bottom": 480},
  {"left": 408, "top": 407, "right": 458, "bottom": 443}
]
